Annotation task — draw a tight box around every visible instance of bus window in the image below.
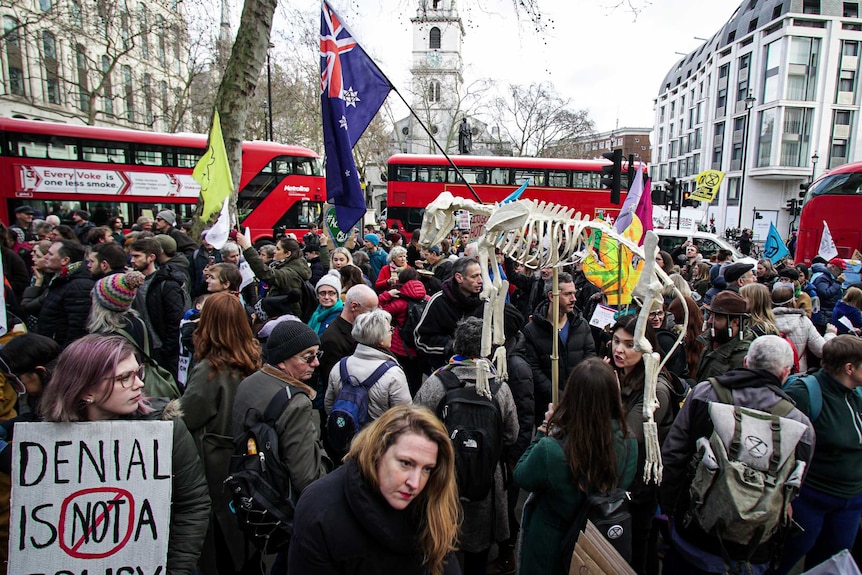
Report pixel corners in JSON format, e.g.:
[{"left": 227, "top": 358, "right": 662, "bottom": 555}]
[
  {"left": 134, "top": 149, "right": 164, "bottom": 166},
  {"left": 457, "top": 167, "right": 486, "bottom": 184},
  {"left": 548, "top": 170, "right": 569, "bottom": 187},
  {"left": 488, "top": 168, "right": 508, "bottom": 185},
  {"left": 514, "top": 169, "right": 546, "bottom": 186},
  {"left": 429, "top": 167, "right": 446, "bottom": 182},
  {"left": 12, "top": 133, "right": 77, "bottom": 160},
  {"left": 416, "top": 167, "right": 431, "bottom": 182},
  {"left": 810, "top": 172, "right": 862, "bottom": 197},
  {"left": 272, "top": 200, "right": 323, "bottom": 230},
  {"left": 82, "top": 141, "right": 128, "bottom": 163},
  {"left": 396, "top": 166, "right": 413, "bottom": 181},
  {"left": 273, "top": 157, "right": 294, "bottom": 175},
  {"left": 573, "top": 171, "right": 602, "bottom": 188},
  {"left": 298, "top": 157, "right": 322, "bottom": 176},
  {"left": 175, "top": 147, "right": 202, "bottom": 169}
]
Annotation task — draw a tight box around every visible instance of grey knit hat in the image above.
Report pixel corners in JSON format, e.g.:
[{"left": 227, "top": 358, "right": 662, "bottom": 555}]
[{"left": 267, "top": 320, "right": 320, "bottom": 365}]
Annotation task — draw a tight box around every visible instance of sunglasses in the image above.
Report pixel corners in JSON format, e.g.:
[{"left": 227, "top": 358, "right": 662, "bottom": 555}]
[{"left": 294, "top": 350, "right": 324, "bottom": 364}]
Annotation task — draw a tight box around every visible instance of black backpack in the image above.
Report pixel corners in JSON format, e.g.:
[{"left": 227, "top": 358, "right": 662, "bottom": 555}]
[
  {"left": 399, "top": 297, "right": 427, "bottom": 350},
  {"left": 560, "top": 439, "right": 634, "bottom": 563},
  {"left": 297, "top": 280, "right": 318, "bottom": 322},
  {"left": 325, "top": 358, "right": 397, "bottom": 459},
  {"left": 224, "top": 385, "right": 302, "bottom": 554},
  {"left": 434, "top": 368, "right": 503, "bottom": 503}
]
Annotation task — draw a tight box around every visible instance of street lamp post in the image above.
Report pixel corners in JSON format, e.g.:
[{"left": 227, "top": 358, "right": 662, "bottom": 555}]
[
  {"left": 737, "top": 93, "right": 757, "bottom": 229},
  {"left": 811, "top": 151, "right": 819, "bottom": 184},
  {"left": 265, "top": 43, "right": 274, "bottom": 141}
]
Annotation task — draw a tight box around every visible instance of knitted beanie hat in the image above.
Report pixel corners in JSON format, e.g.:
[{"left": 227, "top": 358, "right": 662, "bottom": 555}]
[
  {"left": 364, "top": 233, "right": 380, "bottom": 247},
  {"left": 154, "top": 234, "right": 177, "bottom": 256},
  {"left": 93, "top": 271, "right": 145, "bottom": 312},
  {"left": 156, "top": 209, "right": 177, "bottom": 226},
  {"left": 267, "top": 320, "right": 320, "bottom": 365},
  {"left": 316, "top": 274, "right": 342, "bottom": 295}
]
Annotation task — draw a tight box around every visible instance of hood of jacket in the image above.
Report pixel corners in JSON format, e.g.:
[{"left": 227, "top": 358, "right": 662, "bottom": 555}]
[
  {"left": 773, "top": 306, "right": 807, "bottom": 331},
  {"left": 811, "top": 263, "right": 833, "bottom": 277},
  {"left": 399, "top": 279, "right": 427, "bottom": 301},
  {"left": 441, "top": 276, "right": 482, "bottom": 312},
  {"left": 531, "top": 298, "right": 583, "bottom": 330},
  {"left": 713, "top": 367, "right": 788, "bottom": 396}
]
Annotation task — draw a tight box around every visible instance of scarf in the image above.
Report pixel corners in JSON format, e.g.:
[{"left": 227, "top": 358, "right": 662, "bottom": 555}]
[{"left": 308, "top": 299, "right": 344, "bottom": 336}]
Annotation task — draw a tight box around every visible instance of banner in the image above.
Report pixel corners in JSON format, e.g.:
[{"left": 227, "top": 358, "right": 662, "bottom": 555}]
[
  {"left": 818, "top": 221, "right": 839, "bottom": 261},
  {"left": 690, "top": 170, "right": 725, "bottom": 203},
  {"left": 9, "top": 421, "right": 173, "bottom": 574}
]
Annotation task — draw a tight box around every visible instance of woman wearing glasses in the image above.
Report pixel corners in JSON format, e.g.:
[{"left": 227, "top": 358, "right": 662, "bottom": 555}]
[
  {"left": 38, "top": 334, "right": 210, "bottom": 574},
  {"left": 180, "top": 292, "right": 262, "bottom": 575}
]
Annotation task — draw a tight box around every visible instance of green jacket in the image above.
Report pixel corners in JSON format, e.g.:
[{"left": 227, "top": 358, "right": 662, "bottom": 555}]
[
  {"left": 785, "top": 370, "right": 862, "bottom": 498},
  {"left": 243, "top": 247, "right": 311, "bottom": 317},
  {"left": 513, "top": 421, "right": 637, "bottom": 575},
  {"left": 180, "top": 359, "right": 252, "bottom": 571},
  {"left": 694, "top": 330, "right": 752, "bottom": 381}
]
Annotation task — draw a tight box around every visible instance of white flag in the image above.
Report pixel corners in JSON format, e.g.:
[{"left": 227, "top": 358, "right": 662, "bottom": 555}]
[
  {"left": 818, "top": 220, "right": 839, "bottom": 261},
  {"left": 206, "top": 197, "right": 232, "bottom": 249}
]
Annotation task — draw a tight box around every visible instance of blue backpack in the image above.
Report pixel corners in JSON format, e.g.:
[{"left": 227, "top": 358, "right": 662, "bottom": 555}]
[
  {"left": 326, "top": 358, "right": 397, "bottom": 457},
  {"left": 783, "top": 372, "right": 862, "bottom": 421}
]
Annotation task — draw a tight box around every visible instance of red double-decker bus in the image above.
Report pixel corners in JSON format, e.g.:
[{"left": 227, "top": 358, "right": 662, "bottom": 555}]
[
  {"left": 796, "top": 160, "right": 862, "bottom": 264},
  {"left": 0, "top": 118, "right": 325, "bottom": 243},
  {"left": 386, "top": 154, "right": 639, "bottom": 235}
]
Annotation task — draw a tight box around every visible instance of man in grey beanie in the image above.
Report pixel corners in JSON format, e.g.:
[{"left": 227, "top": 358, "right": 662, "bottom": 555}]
[
  {"left": 154, "top": 208, "right": 198, "bottom": 259},
  {"left": 233, "top": 320, "right": 330, "bottom": 501}
]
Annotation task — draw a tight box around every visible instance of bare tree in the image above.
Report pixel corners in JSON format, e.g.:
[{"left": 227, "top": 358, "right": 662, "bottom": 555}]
[{"left": 490, "top": 82, "right": 594, "bottom": 157}]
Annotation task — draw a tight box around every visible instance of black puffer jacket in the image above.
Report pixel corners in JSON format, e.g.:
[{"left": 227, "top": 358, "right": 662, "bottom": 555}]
[
  {"left": 288, "top": 458, "right": 459, "bottom": 574},
  {"left": 505, "top": 332, "right": 535, "bottom": 467},
  {"left": 36, "top": 263, "right": 94, "bottom": 347},
  {"left": 522, "top": 300, "right": 596, "bottom": 421},
  {"left": 414, "top": 276, "right": 484, "bottom": 370},
  {"left": 146, "top": 264, "right": 189, "bottom": 378}
]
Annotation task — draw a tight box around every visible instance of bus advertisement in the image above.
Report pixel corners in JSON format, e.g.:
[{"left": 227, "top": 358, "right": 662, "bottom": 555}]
[
  {"left": 385, "top": 154, "right": 639, "bottom": 236},
  {"left": 0, "top": 118, "right": 326, "bottom": 244},
  {"left": 796, "top": 160, "right": 862, "bottom": 264}
]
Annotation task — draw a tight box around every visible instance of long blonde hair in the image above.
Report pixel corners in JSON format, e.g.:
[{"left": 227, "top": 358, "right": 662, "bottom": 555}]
[
  {"left": 740, "top": 283, "right": 780, "bottom": 335},
  {"left": 346, "top": 405, "right": 460, "bottom": 574}
]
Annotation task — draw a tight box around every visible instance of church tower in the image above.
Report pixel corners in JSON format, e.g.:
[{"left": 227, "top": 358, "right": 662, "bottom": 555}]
[{"left": 395, "top": 0, "right": 464, "bottom": 154}]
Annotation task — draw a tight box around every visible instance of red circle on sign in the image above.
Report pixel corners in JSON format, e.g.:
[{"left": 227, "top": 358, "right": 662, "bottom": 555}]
[{"left": 58, "top": 487, "right": 135, "bottom": 559}]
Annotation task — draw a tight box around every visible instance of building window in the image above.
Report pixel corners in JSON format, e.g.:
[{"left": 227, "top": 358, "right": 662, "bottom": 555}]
[
  {"left": 787, "top": 36, "right": 820, "bottom": 101},
  {"left": 429, "top": 27, "right": 441, "bottom": 50},
  {"left": 3, "top": 16, "right": 25, "bottom": 97},
  {"left": 846, "top": 2, "right": 860, "bottom": 17},
  {"left": 727, "top": 177, "right": 740, "bottom": 204},
  {"left": 120, "top": 11, "right": 130, "bottom": 49},
  {"left": 427, "top": 80, "right": 440, "bottom": 102},
  {"left": 123, "top": 65, "right": 135, "bottom": 122},
  {"left": 831, "top": 140, "right": 849, "bottom": 167},
  {"left": 780, "top": 107, "right": 812, "bottom": 166},
  {"left": 76, "top": 44, "right": 89, "bottom": 112},
  {"left": 757, "top": 108, "right": 776, "bottom": 167},
  {"left": 736, "top": 53, "right": 751, "bottom": 105},
  {"left": 802, "top": 0, "right": 820, "bottom": 14},
  {"left": 713, "top": 122, "right": 725, "bottom": 169},
  {"left": 139, "top": 4, "right": 149, "bottom": 60},
  {"left": 71, "top": 0, "right": 82, "bottom": 27},
  {"left": 762, "top": 40, "right": 781, "bottom": 103},
  {"left": 101, "top": 55, "right": 113, "bottom": 115},
  {"left": 42, "top": 31, "right": 60, "bottom": 104},
  {"left": 38, "top": 0, "right": 51, "bottom": 11},
  {"left": 143, "top": 73, "right": 153, "bottom": 125},
  {"left": 157, "top": 16, "right": 166, "bottom": 66},
  {"left": 845, "top": 40, "right": 860, "bottom": 56}
]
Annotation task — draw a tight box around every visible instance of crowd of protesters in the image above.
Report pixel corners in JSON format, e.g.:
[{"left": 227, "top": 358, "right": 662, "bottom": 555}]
[{"left": 0, "top": 206, "right": 860, "bottom": 575}]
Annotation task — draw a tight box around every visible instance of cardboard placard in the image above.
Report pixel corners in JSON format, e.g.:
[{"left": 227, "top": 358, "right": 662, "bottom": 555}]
[{"left": 9, "top": 421, "right": 173, "bottom": 575}]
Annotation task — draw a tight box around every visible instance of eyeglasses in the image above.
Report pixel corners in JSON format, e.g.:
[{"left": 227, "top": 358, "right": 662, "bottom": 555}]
[
  {"left": 293, "top": 350, "right": 323, "bottom": 364},
  {"left": 318, "top": 290, "right": 338, "bottom": 298},
  {"left": 112, "top": 365, "right": 145, "bottom": 388},
  {"left": 648, "top": 310, "right": 665, "bottom": 318}
]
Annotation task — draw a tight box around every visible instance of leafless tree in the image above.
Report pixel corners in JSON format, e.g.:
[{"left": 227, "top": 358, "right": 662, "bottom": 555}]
[{"left": 490, "top": 82, "right": 594, "bottom": 157}]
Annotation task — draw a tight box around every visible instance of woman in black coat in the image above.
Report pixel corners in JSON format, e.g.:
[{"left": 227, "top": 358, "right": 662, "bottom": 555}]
[{"left": 288, "top": 404, "right": 461, "bottom": 575}]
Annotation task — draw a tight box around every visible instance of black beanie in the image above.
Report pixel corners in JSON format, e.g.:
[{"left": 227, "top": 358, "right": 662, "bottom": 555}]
[{"left": 267, "top": 320, "right": 320, "bottom": 365}]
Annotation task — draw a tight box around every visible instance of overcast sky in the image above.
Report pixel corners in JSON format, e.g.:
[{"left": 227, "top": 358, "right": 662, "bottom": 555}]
[{"left": 279, "top": 0, "right": 744, "bottom": 132}]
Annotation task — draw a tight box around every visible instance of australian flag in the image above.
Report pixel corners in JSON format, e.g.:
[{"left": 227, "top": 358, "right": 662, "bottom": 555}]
[{"left": 321, "top": 1, "right": 392, "bottom": 232}]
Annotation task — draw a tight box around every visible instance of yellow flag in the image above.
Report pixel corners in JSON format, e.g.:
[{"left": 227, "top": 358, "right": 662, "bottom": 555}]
[
  {"left": 692, "top": 170, "right": 725, "bottom": 203},
  {"left": 193, "top": 111, "right": 234, "bottom": 222}
]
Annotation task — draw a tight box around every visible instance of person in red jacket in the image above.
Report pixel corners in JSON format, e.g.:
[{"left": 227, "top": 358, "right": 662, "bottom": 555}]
[{"left": 378, "top": 267, "right": 427, "bottom": 395}]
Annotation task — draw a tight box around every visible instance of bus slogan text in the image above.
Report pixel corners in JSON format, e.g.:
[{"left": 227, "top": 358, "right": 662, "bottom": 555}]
[{"left": 9, "top": 421, "right": 173, "bottom": 575}]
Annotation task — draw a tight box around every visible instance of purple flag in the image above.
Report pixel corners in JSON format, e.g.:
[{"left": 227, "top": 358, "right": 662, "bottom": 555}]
[{"left": 321, "top": 1, "right": 391, "bottom": 232}]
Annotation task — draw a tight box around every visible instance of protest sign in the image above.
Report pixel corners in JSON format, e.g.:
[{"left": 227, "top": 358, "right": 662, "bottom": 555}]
[{"left": 9, "top": 421, "right": 173, "bottom": 575}]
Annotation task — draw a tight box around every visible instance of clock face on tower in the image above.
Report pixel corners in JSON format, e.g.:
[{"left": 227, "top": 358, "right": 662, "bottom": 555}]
[{"left": 425, "top": 52, "right": 442, "bottom": 67}]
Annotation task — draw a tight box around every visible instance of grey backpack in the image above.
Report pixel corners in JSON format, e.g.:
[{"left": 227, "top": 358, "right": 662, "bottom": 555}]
[{"left": 685, "top": 378, "right": 808, "bottom": 549}]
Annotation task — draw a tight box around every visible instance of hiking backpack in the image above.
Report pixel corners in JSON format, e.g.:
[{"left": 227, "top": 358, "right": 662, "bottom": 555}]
[
  {"left": 685, "top": 378, "right": 808, "bottom": 550},
  {"left": 399, "top": 297, "right": 427, "bottom": 350},
  {"left": 434, "top": 368, "right": 504, "bottom": 503},
  {"left": 325, "top": 358, "right": 397, "bottom": 457},
  {"left": 783, "top": 372, "right": 862, "bottom": 422},
  {"left": 224, "top": 386, "right": 301, "bottom": 553}
]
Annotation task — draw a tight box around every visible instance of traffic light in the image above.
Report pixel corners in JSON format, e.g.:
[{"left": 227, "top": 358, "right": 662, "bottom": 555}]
[
  {"left": 785, "top": 199, "right": 796, "bottom": 211},
  {"left": 666, "top": 177, "right": 678, "bottom": 207},
  {"left": 682, "top": 189, "right": 696, "bottom": 208},
  {"left": 651, "top": 186, "right": 668, "bottom": 205},
  {"left": 601, "top": 149, "right": 623, "bottom": 204}
]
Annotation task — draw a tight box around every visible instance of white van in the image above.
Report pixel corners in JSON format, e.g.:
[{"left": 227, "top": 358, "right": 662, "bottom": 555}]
[{"left": 653, "top": 229, "right": 743, "bottom": 260}]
